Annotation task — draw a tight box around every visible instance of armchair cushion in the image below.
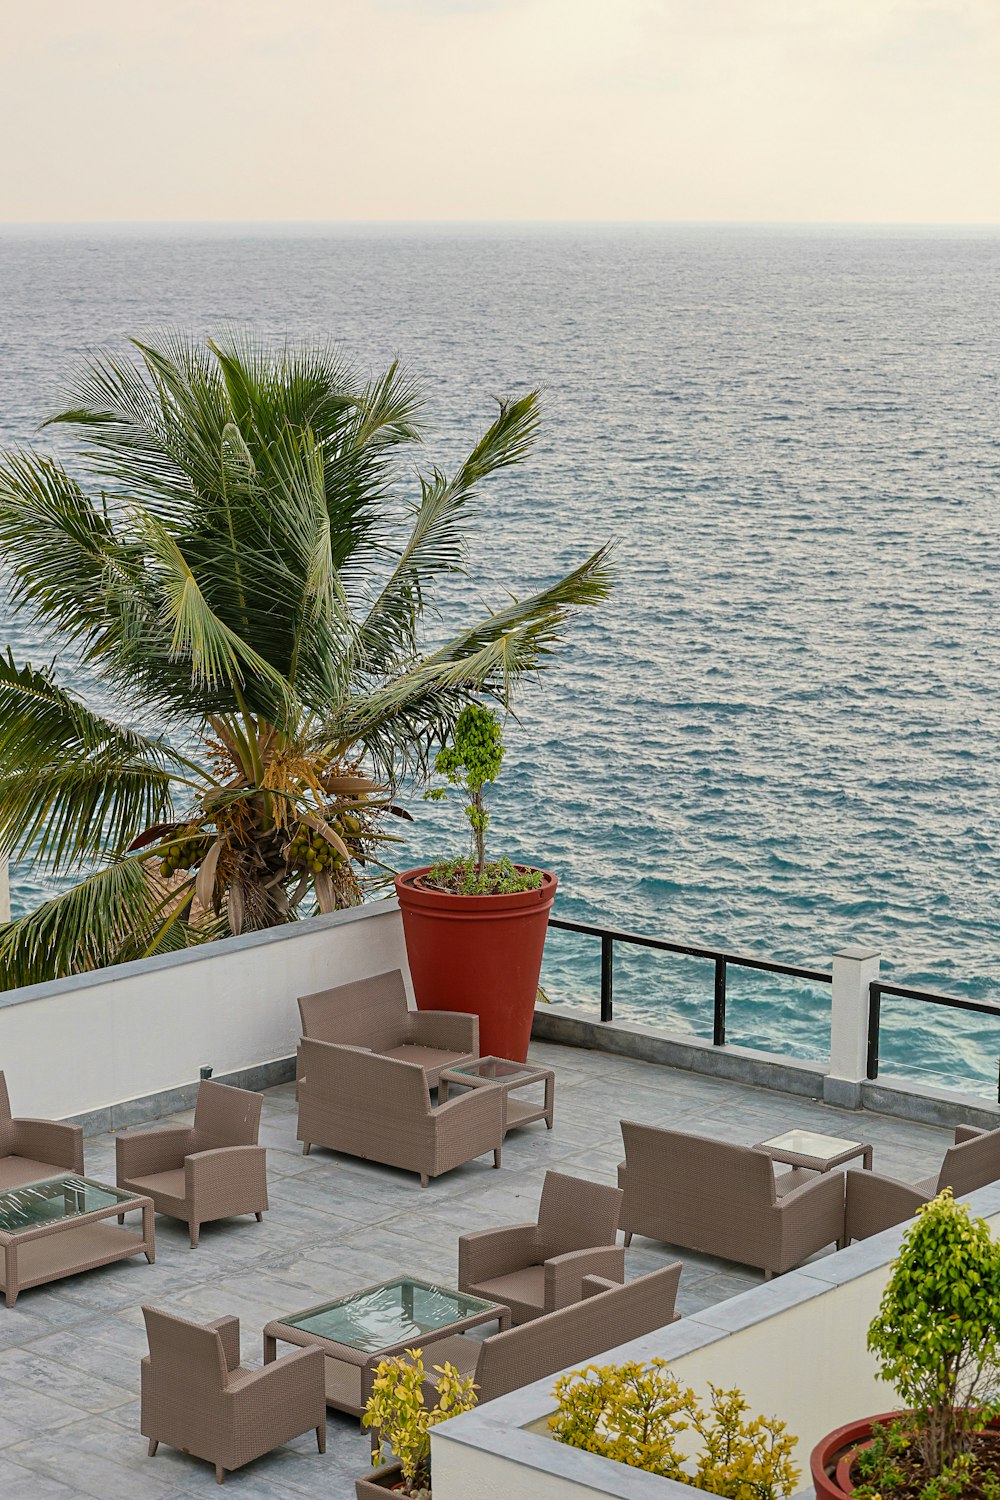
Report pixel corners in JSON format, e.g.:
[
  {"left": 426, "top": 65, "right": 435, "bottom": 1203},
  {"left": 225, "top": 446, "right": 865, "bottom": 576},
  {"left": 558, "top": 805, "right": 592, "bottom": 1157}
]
[{"left": 471, "top": 1264, "right": 544, "bottom": 1324}]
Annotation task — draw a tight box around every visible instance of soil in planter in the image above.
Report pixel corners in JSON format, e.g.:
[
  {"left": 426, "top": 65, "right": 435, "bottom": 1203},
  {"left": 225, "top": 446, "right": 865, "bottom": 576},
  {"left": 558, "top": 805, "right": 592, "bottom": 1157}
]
[{"left": 848, "top": 1429, "right": 1000, "bottom": 1499}]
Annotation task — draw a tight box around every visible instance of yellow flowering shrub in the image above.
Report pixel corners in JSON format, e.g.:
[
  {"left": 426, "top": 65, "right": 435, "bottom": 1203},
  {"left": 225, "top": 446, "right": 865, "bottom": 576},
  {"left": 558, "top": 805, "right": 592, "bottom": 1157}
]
[{"left": 549, "top": 1359, "right": 799, "bottom": 1499}]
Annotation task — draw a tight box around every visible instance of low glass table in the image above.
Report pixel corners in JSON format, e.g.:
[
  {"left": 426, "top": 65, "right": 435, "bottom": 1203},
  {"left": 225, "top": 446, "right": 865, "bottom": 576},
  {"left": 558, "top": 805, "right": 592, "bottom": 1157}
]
[
  {"left": 264, "top": 1276, "right": 509, "bottom": 1420},
  {"left": 754, "top": 1128, "right": 873, "bottom": 1174},
  {"left": 0, "top": 1174, "right": 155, "bottom": 1307},
  {"left": 438, "top": 1056, "right": 555, "bottom": 1133}
]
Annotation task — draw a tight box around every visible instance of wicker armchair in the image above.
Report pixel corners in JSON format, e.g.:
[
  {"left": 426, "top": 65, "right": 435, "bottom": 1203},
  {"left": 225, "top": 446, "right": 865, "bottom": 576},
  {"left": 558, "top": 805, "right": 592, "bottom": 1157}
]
[
  {"left": 420, "top": 1262, "right": 682, "bottom": 1405},
  {"left": 458, "top": 1170, "right": 624, "bottom": 1323},
  {"left": 618, "top": 1120, "right": 846, "bottom": 1278},
  {"left": 845, "top": 1124, "right": 1000, "bottom": 1242},
  {"left": 0, "top": 1072, "right": 84, "bottom": 1190},
  {"left": 141, "top": 1305, "right": 325, "bottom": 1485},
  {"left": 296, "top": 1040, "right": 504, "bottom": 1186},
  {"left": 117, "top": 1081, "right": 267, "bottom": 1247},
  {"left": 297, "top": 969, "right": 477, "bottom": 1089}
]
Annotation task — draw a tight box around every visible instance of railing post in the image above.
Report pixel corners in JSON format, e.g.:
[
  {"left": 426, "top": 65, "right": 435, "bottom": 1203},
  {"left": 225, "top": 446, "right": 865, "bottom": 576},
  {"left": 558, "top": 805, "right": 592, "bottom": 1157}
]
[
  {"left": 713, "top": 958, "right": 726, "bottom": 1046},
  {"left": 600, "top": 934, "right": 613, "bottom": 1023},
  {"left": 824, "top": 945, "right": 880, "bottom": 1108}
]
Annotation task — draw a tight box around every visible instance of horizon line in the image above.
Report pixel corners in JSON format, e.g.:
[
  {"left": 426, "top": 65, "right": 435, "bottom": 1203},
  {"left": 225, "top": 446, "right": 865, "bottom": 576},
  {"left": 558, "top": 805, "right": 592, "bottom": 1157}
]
[{"left": 0, "top": 217, "right": 999, "bottom": 229}]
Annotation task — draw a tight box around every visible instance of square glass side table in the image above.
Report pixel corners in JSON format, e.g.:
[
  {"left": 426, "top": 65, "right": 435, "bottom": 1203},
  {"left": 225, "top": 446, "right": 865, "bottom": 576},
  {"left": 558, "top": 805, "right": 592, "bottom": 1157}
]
[
  {"left": 264, "top": 1276, "right": 508, "bottom": 1420},
  {"left": 0, "top": 1174, "right": 155, "bottom": 1306},
  {"left": 438, "top": 1055, "right": 555, "bottom": 1133},
  {"left": 754, "top": 1128, "right": 873, "bottom": 1174}
]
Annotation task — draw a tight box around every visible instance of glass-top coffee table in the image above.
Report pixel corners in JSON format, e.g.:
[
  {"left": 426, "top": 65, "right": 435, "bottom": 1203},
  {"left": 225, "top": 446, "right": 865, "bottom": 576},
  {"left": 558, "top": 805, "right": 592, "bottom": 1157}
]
[
  {"left": 438, "top": 1056, "right": 555, "bottom": 1133},
  {"left": 754, "top": 1128, "right": 873, "bottom": 1174},
  {"left": 0, "top": 1174, "right": 155, "bottom": 1307},
  {"left": 264, "top": 1276, "right": 509, "bottom": 1420}
]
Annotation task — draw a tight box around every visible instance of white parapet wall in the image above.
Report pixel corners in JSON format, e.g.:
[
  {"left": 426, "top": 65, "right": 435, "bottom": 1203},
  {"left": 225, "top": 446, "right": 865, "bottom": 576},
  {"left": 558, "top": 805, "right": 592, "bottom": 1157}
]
[
  {"left": 431, "top": 1183, "right": 1000, "bottom": 1500},
  {"left": 0, "top": 900, "right": 410, "bottom": 1123}
]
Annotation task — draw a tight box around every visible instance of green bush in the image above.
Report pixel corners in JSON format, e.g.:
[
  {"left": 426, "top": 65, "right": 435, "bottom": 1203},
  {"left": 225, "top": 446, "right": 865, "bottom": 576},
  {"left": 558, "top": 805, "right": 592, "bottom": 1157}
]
[
  {"left": 857, "top": 1188, "right": 1000, "bottom": 1497},
  {"left": 424, "top": 703, "right": 543, "bottom": 893},
  {"left": 549, "top": 1359, "right": 799, "bottom": 1499}
]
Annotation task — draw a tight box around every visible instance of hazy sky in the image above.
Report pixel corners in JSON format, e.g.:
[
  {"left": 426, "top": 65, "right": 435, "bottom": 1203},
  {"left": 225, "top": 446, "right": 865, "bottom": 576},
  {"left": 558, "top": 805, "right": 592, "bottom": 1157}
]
[{"left": 2, "top": 0, "right": 998, "bottom": 222}]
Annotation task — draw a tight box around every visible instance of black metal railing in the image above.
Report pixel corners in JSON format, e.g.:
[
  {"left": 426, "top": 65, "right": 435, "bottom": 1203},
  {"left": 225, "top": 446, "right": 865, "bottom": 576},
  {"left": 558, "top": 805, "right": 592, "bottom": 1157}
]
[
  {"left": 867, "top": 981, "right": 1000, "bottom": 1101},
  {"left": 548, "top": 917, "right": 832, "bottom": 1045}
]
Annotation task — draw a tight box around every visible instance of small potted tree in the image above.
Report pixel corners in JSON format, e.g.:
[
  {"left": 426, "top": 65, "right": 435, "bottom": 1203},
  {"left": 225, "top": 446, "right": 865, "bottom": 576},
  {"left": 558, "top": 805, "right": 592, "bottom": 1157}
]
[
  {"left": 356, "top": 1348, "right": 478, "bottom": 1498},
  {"left": 395, "top": 705, "right": 558, "bottom": 1062},
  {"left": 811, "top": 1188, "right": 1000, "bottom": 1498},
  {"left": 549, "top": 1358, "right": 800, "bottom": 1496}
]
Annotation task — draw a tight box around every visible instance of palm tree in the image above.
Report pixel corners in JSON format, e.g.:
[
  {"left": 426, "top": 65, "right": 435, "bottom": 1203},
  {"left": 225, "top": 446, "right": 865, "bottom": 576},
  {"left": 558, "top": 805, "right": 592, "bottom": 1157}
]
[{"left": 0, "top": 332, "right": 612, "bottom": 989}]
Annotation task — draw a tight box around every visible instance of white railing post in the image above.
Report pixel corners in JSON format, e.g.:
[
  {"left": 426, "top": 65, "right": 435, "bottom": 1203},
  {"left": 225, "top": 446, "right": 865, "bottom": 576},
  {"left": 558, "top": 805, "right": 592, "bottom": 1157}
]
[{"left": 824, "top": 945, "right": 880, "bottom": 1107}]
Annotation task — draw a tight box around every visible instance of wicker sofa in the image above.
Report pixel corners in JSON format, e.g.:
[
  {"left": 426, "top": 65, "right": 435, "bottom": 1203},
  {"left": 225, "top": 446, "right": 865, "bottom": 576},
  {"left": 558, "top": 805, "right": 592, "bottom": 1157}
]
[
  {"left": 296, "top": 1040, "right": 505, "bottom": 1186},
  {"left": 617, "top": 1120, "right": 846, "bottom": 1278},
  {"left": 845, "top": 1124, "right": 1000, "bottom": 1242},
  {"left": 420, "top": 1262, "right": 682, "bottom": 1405},
  {"left": 297, "top": 969, "right": 477, "bottom": 1089},
  {"left": 0, "top": 1072, "right": 84, "bottom": 1189}
]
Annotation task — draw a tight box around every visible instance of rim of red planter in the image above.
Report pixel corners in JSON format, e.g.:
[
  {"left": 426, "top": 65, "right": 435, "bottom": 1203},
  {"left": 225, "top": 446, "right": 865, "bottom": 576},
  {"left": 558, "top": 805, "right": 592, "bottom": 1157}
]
[
  {"left": 394, "top": 865, "right": 557, "bottom": 914},
  {"left": 810, "top": 1412, "right": 905, "bottom": 1499}
]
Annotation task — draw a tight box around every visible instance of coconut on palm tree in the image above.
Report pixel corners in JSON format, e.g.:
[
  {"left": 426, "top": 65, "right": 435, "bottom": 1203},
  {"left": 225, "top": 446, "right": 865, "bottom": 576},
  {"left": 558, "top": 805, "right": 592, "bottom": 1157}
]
[{"left": 0, "top": 332, "right": 611, "bottom": 989}]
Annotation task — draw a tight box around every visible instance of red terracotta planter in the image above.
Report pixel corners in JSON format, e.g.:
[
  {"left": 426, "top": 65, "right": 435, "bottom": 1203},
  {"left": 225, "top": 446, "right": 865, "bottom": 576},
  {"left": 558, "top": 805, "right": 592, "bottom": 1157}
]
[
  {"left": 812, "top": 1411, "right": 1000, "bottom": 1498},
  {"left": 811, "top": 1412, "right": 901, "bottom": 1497},
  {"left": 394, "top": 865, "right": 558, "bottom": 1063}
]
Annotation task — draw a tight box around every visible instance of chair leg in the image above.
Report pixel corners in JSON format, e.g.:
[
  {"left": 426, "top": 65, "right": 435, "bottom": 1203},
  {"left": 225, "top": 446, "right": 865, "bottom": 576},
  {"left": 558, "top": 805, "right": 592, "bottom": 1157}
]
[
  {"left": 316, "top": 1423, "right": 326, "bottom": 1454},
  {"left": 623, "top": 1231, "right": 633, "bottom": 1247},
  {"left": 255, "top": 1211, "right": 263, "bottom": 1222},
  {"left": 189, "top": 1222, "right": 200, "bottom": 1249},
  {"left": 215, "top": 1462, "right": 225, "bottom": 1483},
  {"left": 302, "top": 1141, "right": 311, "bottom": 1156},
  {"left": 763, "top": 1268, "right": 774, "bottom": 1282},
  {"left": 117, "top": 1213, "right": 125, "bottom": 1225},
  {"left": 147, "top": 1439, "right": 159, "bottom": 1457},
  {"left": 493, "top": 1147, "right": 502, "bottom": 1169},
  {"left": 419, "top": 1173, "right": 428, "bottom": 1188}
]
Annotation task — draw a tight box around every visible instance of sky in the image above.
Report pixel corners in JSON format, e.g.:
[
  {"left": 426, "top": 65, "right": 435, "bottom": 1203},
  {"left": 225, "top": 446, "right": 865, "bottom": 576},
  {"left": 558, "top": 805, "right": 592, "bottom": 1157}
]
[{"left": 1, "top": 0, "right": 998, "bottom": 223}]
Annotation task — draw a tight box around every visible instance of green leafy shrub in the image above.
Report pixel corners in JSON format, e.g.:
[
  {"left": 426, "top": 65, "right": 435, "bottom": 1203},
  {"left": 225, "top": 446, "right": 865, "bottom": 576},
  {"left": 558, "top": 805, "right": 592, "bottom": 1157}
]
[
  {"left": 424, "top": 704, "right": 542, "bottom": 894},
  {"left": 362, "top": 1347, "right": 478, "bottom": 1497},
  {"left": 855, "top": 1188, "right": 1000, "bottom": 1497},
  {"left": 549, "top": 1359, "right": 799, "bottom": 1499}
]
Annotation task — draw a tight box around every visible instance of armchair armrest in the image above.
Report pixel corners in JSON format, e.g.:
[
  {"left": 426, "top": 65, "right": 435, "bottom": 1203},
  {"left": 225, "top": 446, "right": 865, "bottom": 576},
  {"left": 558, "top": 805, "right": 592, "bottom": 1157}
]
[
  {"left": 185, "top": 1145, "right": 268, "bottom": 1218},
  {"left": 10, "top": 1118, "right": 84, "bottom": 1173},
  {"left": 845, "top": 1168, "right": 928, "bottom": 1243},
  {"left": 955, "top": 1125, "right": 988, "bottom": 1144},
  {"left": 581, "top": 1274, "right": 621, "bottom": 1298},
  {"left": 433, "top": 1080, "right": 504, "bottom": 1137},
  {"left": 116, "top": 1125, "right": 194, "bottom": 1182},
  {"left": 544, "top": 1246, "right": 626, "bottom": 1311},
  {"left": 226, "top": 1342, "right": 324, "bottom": 1406},
  {"left": 207, "top": 1315, "right": 242, "bottom": 1372},
  {"left": 459, "top": 1223, "right": 539, "bottom": 1288},
  {"left": 406, "top": 1009, "right": 479, "bottom": 1055}
]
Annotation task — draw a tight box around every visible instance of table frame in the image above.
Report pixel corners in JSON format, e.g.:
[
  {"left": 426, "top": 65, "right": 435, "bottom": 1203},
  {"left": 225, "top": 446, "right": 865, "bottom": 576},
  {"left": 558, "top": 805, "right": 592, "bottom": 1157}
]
[
  {"left": 263, "top": 1275, "right": 510, "bottom": 1423},
  {"left": 0, "top": 1177, "right": 155, "bottom": 1307},
  {"left": 754, "top": 1132, "right": 873, "bottom": 1174},
  {"left": 438, "top": 1055, "right": 555, "bottom": 1133}
]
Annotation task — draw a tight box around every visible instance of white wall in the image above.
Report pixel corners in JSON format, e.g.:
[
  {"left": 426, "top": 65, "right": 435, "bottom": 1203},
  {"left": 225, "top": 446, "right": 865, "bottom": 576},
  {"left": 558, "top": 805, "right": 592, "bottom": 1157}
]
[
  {"left": 0, "top": 902, "right": 410, "bottom": 1120},
  {"left": 432, "top": 1202, "right": 1000, "bottom": 1499}
]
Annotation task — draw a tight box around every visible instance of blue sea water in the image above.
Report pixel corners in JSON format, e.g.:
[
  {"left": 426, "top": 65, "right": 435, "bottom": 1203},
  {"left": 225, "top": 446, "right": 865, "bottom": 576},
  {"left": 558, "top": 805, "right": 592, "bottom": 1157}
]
[{"left": 0, "top": 224, "right": 997, "bottom": 1095}]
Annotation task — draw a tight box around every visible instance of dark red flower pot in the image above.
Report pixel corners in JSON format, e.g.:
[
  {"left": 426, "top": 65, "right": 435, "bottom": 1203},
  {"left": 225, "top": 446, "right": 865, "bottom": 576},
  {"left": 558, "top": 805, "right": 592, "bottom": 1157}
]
[
  {"left": 394, "top": 866, "right": 558, "bottom": 1063},
  {"left": 810, "top": 1412, "right": 905, "bottom": 1498}
]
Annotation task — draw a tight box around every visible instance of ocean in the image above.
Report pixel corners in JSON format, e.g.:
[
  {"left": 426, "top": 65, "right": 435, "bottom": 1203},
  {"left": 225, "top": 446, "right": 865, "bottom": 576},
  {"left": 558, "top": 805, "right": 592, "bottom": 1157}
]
[{"left": 0, "top": 223, "right": 997, "bottom": 1095}]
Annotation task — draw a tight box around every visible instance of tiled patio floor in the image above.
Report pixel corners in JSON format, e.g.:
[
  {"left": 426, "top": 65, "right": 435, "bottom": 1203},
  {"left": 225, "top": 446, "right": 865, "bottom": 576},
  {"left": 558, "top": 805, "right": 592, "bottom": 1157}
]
[{"left": 0, "top": 1040, "right": 953, "bottom": 1498}]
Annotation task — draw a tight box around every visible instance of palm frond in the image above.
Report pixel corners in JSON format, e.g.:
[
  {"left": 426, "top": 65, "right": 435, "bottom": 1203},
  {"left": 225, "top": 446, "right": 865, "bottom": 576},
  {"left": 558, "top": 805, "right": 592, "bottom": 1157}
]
[
  {"left": 339, "top": 543, "right": 615, "bottom": 774},
  {"left": 0, "top": 655, "right": 185, "bottom": 866},
  {"left": 0, "top": 858, "right": 181, "bottom": 988},
  {"left": 359, "top": 392, "right": 541, "bottom": 665}
]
